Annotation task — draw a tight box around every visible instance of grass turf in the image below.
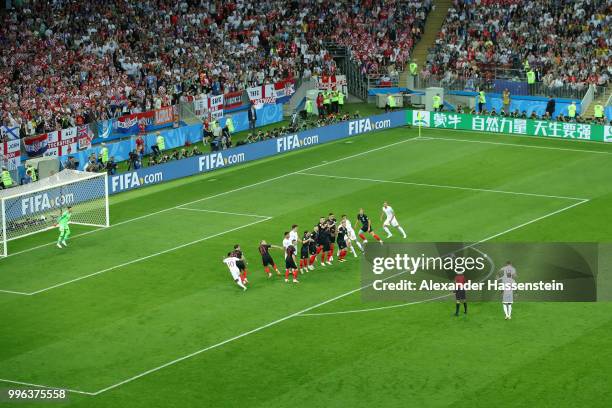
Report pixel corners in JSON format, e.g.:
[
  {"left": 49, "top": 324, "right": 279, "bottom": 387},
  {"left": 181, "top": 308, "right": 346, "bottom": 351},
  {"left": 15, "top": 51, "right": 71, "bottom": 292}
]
[{"left": 1, "top": 124, "right": 612, "bottom": 407}]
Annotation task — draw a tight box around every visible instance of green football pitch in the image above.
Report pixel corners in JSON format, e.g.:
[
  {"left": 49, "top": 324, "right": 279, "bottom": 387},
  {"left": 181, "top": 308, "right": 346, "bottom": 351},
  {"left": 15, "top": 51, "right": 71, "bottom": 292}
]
[{"left": 2, "top": 126, "right": 612, "bottom": 407}]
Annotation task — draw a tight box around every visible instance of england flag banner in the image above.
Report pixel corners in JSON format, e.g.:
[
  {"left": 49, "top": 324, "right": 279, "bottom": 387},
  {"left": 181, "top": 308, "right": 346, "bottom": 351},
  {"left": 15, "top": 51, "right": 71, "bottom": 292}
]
[
  {"left": 247, "top": 84, "right": 276, "bottom": 109},
  {"left": 44, "top": 128, "right": 78, "bottom": 157},
  {"left": 209, "top": 94, "right": 224, "bottom": 119},
  {"left": 194, "top": 97, "right": 208, "bottom": 118},
  {"left": 0, "top": 139, "right": 21, "bottom": 169},
  {"left": 194, "top": 95, "right": 224, "bottom": 120},
  {"left": 317, "top": 75, "right": 347, "bottom": 90}
]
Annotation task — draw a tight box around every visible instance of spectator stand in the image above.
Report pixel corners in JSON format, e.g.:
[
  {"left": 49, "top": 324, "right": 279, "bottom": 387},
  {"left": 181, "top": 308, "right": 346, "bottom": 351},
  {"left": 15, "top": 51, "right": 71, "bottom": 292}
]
[{"left": 422, "top": 0, "right": 611, "bottom": 99}]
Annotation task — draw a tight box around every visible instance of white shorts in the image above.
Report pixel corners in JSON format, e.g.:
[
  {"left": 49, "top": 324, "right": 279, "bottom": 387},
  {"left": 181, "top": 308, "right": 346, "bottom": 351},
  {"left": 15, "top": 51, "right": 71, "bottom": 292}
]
[
  {"left": 346, "top": 227, "right": 357, "bottom": 241},
  {"left": 229, "top": 268, "right": 241, "bottom": 281},
  {"left": 383, "top": 217, "right": 399, "bottom": 227}
]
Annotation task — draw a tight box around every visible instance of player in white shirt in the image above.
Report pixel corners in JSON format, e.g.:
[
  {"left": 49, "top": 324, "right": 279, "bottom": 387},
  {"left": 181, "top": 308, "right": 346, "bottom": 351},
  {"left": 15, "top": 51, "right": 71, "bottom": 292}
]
[
  {"left": 288, "top": 224, "right": 300, "bottom": 249},
  {"left": 380, "top": 202, "right": 407, "bottom": 239},
  {"left": 223, "top": 254, "right": 247, "bottom": 291},
  {"left": 340, "top": 214, "right": 361, "bottom": 256},
  {"left": 499, "top": 261, "right": 517, "bottom": 279},
  {"left": 282, "top": 231, "right": 293, "bottom": 255},
  {"left": 498, "top": 270, "right": 515, "bottom": 319}
]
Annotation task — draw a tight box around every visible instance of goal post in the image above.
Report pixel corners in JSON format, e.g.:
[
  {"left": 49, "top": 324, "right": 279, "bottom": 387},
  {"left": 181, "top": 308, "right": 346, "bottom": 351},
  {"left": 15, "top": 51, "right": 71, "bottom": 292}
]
[{"left": 0, "top": 170, "right": 109, "bottom": 257}]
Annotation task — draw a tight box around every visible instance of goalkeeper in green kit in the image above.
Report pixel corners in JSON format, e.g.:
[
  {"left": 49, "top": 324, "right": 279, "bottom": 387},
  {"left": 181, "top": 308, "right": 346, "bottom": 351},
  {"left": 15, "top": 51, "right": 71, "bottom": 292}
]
[{"left": 55, "top": 206, "right": 72, "bottom": 248}]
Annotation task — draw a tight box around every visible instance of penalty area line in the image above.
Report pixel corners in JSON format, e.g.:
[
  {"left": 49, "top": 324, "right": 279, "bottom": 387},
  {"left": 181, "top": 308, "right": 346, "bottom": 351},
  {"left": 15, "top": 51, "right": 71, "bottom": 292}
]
[
  {"left": 1, "top": 194, "right": 588, "bottom": 393},
  {"left": 174, "top": 207, "right": 272, "bottom": 219},
  {"left": 22, "top": 217, "right": 272, "bottom": 296},
  {"left": 2, "top": 136, "right": 424, "bottom": 260},
  {"left": 0, "top": 378, "right": 96, "bottom": 396},
  {"left": 299, "top": 200, "right": 589, "bottom": 317},
  {"left": 298, "top": 172, "right": 588, "bottom": 201},
  {"left": 88, "top": 270, "right": 407, "bottom": 396}
]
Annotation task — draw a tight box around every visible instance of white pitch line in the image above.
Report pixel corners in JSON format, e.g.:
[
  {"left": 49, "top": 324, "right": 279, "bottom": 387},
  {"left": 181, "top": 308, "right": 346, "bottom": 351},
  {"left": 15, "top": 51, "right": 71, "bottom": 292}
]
[
  {"left": 0, "top": 288, "right": 30, "bottom": 295},
  {"left": 89, "top": 200, "right": 578, "bottom": 393},
  {"left": 2, "top": 192, "right": 589, "bottom": 394},
  {"left": 1, "top": 137, "right": 424, "bottom": 260},
  {"left": 23, "top": 217, "right": 272, "bottom": 296},
  {"left": 88, "top": 269, "right": 408, "bottom": 396},
  {"left": 174, "top": 207, "right": 272, "bottom": 219},
  {"left": 299, "top": 294, "right": 452, "bottom": 317},
  {"left": 299, "top": 200, "right": 590, "bottom": 317},
  {"left": 299, "top": 246, "right": 496, "bottom": 317},
  {"left": 0, "top": 378, "right": 95, "bottom": 396},
  {"left": 424, "top": 135, "right": 612, "bottom": 155},
  {"left": 298, "top": 172, "right": 588, "bottom": 201},
  {"left": 471, "top": 199, "right": 588, "bottom": 245}
]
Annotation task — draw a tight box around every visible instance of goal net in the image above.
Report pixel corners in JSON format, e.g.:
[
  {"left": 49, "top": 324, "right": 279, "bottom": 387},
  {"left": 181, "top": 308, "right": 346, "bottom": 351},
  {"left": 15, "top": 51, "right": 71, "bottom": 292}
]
[{"left": 0, "top": 170, "right": 109, "bottom": 257}]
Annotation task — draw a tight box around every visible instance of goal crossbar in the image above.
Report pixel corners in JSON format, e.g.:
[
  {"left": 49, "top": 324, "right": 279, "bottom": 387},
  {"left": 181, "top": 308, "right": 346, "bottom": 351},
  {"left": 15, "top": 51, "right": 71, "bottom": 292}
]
[{"left": 0, "top": 170, "right": 110, "bottom": 257}]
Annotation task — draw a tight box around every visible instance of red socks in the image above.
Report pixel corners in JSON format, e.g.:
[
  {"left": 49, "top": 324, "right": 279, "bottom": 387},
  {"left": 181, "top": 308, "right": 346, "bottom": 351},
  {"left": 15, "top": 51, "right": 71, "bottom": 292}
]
[
  {"left": 327, "top": 250, "right": 333, "bottom": 262},
  {"left": 264, "top": 266, "right": 270, "bottom": 275},
  {"left": 285, "top": 269, "right": 290, "bottom": 279},
  {"left": 359, "top": 233, "right": 366, "bottom": 240},
  {"left": 293, "top": 270, "right": 298, "bottom": 279},
  {"left": 339, "top": 249, "right": 347, "bottom": 260},
  {"left": 309, "top": 255, "right": 316, "bottom": 265},
  {"left": 241, "top": 270, "right": 247, "bottom": 282},
  {"left": 320, "top": 251, "right": 326, "bottom": 263},
  {"left": 373, "top": 234, "right": 381, "bottom": 242},
  {"left": 316, "top": 246, "right": 322, "bottom": 254}
]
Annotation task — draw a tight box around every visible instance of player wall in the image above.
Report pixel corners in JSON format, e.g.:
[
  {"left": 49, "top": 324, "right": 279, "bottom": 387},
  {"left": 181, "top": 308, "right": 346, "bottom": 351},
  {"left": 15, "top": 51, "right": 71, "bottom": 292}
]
[{"left": 107, "top": 110, "right": 408, "bottom": 195}]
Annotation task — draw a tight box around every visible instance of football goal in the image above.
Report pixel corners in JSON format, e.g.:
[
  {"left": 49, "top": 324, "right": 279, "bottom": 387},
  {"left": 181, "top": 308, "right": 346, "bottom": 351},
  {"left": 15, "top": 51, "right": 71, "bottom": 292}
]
[{"left": 0, "top": 170, "right": 109, "bottom": 256}]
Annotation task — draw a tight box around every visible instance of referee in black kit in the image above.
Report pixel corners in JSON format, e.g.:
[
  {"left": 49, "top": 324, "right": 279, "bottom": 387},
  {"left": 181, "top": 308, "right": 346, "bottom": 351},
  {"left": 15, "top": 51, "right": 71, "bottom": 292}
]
[{"left": 454, "top": 272, "right": 467, "bottom": 316}]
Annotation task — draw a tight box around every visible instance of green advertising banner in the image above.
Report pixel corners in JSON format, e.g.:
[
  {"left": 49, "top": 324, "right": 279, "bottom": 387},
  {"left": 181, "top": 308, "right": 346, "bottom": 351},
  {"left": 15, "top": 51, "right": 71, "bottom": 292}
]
[{"left": 406, "top": 110, "right": 612, "bottom": 143}]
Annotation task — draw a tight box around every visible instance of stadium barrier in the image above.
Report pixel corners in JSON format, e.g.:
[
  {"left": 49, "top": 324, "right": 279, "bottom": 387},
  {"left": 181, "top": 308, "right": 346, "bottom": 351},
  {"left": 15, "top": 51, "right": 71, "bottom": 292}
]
[
  {"left": 107, "top": 110, "right": 407, "bottom": 194},
  {"left": 39, "top": 103, "right": 285, "bottom": 170},
  {"left": 407, "top": 110, "right": 612, "bottom": 142}
]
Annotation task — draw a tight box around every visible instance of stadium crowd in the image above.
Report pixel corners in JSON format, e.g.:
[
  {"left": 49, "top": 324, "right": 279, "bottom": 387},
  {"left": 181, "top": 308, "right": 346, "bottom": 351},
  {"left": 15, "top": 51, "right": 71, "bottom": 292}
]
[
  {"left": 423, "top": 0, "right": 611, "bottom": 90},
  {"left": 327, "top": 0, "right": 432, "bottom": 77},
  {"left": 0, "top": 0, "right": 434, "bottom": 138},
  {"left": 0, "top": 0, "right": 336, "bottom": 136}
]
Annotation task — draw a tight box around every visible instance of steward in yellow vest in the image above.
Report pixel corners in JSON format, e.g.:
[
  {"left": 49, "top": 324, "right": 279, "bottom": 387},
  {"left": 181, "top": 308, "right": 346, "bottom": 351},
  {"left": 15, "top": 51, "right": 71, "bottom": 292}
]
[
  {"left": 433, "top": 94, "right": 442, "bottom": 111},
  {"left": 568, "top": 102, "right": 577, "bottom": 120},
  {"left": 477, "top": 90, "right": 486, "bottom": 112},
  {"left": 1, "top": 168, "right": 13, "bottom": 189}
]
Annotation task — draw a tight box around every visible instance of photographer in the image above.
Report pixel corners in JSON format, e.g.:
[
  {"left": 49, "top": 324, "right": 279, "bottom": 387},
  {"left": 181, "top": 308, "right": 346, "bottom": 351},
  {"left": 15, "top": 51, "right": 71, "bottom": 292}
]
[
  {"left": 127, "top": 150, "right": 141, "bottom": 170},
  {"left": 64, "top": 156, "right": 78, "bottom": 170},
  {"left": 84, "top": 156, "right": 99, "bottom": 172},
  {"left": 192, "top": 146, "right": 202, "bottom": 156},
  {"left": 106, "top": 156, "right": 118, "bottom": 175}
]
